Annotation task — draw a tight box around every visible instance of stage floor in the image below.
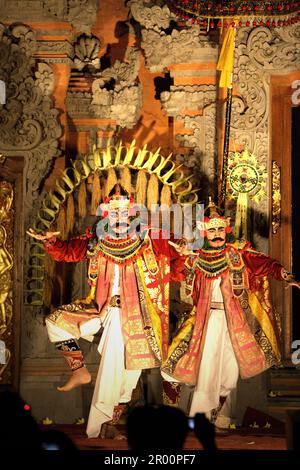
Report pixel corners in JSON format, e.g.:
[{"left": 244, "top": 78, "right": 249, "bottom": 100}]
[{"left": 40, "top": 425, "right": 287, "bottom": 450}]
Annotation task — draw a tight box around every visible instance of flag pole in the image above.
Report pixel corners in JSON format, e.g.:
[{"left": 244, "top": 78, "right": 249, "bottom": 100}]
[
  {"left": 217, "top": 23, "right": 236, "bottom": 210},
  {"left": 219, "top": 81, "right": 233, "bottom": 210}
]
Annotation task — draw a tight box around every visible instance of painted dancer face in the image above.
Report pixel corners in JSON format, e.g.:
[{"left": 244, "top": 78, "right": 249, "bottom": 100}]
[
  {"left": 107, "top": 207, "right": 130, "bottom": 237},
  {"left": 206, "top": 226, "right": 226, "bottom": 248}
]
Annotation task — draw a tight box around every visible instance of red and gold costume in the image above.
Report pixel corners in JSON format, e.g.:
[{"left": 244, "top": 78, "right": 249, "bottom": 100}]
[
  {"left": 44, "top": 224, "right": 179, "bottom": 437},
  {"left": 163, "top": 239, "right": 285, "bottom": 385},
  {"left": 162, "top": 199, "right": 293, "bottom": 425}
]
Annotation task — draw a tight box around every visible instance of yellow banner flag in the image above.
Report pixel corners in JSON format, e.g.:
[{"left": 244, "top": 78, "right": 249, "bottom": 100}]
[{"left": 217, "top": 25, "right": 236, "bottom": 88}]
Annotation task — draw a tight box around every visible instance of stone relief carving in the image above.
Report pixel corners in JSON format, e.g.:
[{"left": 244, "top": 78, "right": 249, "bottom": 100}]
[
  {"left": 67, "top": 46, "right": 142, "bottom": 128},
  {"left": 175, "top": 103, "right": 218, "bottom": 193},
  {"left": 159, "top": 82, "right": 217, "bottom": 197},
  {"left": 67, "top": 85, "right": 143, "bottom": 129},
  {"left": 128, "top": 0, "right": 219, "bottom": 200},
  {"left": 110, "top": 86, "right": 142, "bottom": 128},
  {"left": 246, "top": 26, "right": 300, "bottom": 71},
  {"left": 161, "top": 85, "right": 216, "bottom": 116},
  {"left": 73, "top": 33, "right": 101, "bottom": 71},
  {"left": 66, "top": 91, "right": 98, "bottom": 117},
  {"left": 35, "top": 40, "right": 74, "bottom": 64},
  {"left": 141, "top": 26, "right": 218, "bottom": 72},
  {"left": 0, "top": 0, "right": 98, "bottom": 34},
  {"left": 232, "top": 25, "right": 300, "bottom": 138},
  {"left": 231, "top": 25, "right": 300, "bottom": 137},
  {"left": 129, "top": 0, "right": 174, "bottom": 32},
  {"left": 35, "top": 63, "right": 55, "bottom": 96},
  {"left": 277, "top": 23, "right": 300, "bottom": 44},
  {"left": 45, "top": 0, "right": 98, "bottom": 33},
  {"left": 0, "top": 23, "right": 62, "bottom": 308},
  {"left": 0, "top": 23, "right": 62, "bottom": 213},
  {"left": 90, "top": 47, "right": 142, "bottom": 128},
  {"left": 93, "top": 47, "right": 141, "bottom": 92},
  {"left": 229, "top": 24, "right": 300, "bottom": 251}
]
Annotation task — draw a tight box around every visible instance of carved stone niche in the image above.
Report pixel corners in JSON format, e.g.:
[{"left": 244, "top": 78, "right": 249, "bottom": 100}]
[{"left": 0, "top": 157, "right": 24, "bottom": 389}]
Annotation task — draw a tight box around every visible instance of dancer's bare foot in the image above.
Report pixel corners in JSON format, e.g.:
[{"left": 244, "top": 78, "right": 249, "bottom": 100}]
[{"left": 57, "top": 367, "right": 91, "bottom": 392}]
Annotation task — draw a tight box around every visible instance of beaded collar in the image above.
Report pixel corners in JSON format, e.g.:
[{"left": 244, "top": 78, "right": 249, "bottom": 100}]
[
  {"left": 87, "top": 235, "right": 145, "bottom": 264},
  {"left": 193, "top": 247, "right": 229, "bottom": 278},
  {"left": 188, "top": 241, "right": 248, "bottom": 278}
]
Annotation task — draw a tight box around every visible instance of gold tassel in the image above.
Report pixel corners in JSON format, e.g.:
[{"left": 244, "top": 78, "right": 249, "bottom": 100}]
[
  {"left": 43, "top": 252, "right": 55, "bottom": 307},
  {"left": 66, "top": 194, "right": 75, "bottom": 236},
  {"left": 147, "top": 173, "right": 159, "bottom": 209},
  {"left": 78, "top": 180, "right": 87, "bottom": 218},
  {"left": 120, "top": 166, "right": 132, "bottom": 195},
  {"left": 104, "top": 167, "right": 118, "bottom": 198},
  {"left": 161, "top": 184, "right": 172, "bottom": 207},
  {"left": 91, "top": 172, "right": 102, "bottom": 215},
  {"left": 55, "top": 205, "right": 67, "bottom": 240},
  {"left": 136, "top": 170, "right": 147, "bottom": 205}
]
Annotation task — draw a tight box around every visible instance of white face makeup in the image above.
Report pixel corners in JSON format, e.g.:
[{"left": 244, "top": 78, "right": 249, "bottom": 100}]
[
  {"left": 206, "top": 226, "right": 226, "bottom": 248},
  {"left": 108, "top": 208, "right": 130, "bottom": 236}
]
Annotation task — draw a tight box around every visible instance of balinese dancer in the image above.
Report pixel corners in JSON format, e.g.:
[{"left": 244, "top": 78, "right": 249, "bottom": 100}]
[
  {"left": 27, "top": 185, "right": 179, "bottom": 438},
  {"left": 162, "top": 199, "right": 300, "bottom": 428}
]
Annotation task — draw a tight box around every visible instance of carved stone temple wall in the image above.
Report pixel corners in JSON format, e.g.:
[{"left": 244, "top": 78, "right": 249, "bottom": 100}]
[{"left": 0, "top": 0, "right": 300, "bottom": 424}]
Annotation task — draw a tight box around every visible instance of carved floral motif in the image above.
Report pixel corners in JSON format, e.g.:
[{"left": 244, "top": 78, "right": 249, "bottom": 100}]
[
  {"left": 0, "top": 23, "right": 62, "bottom": 306},
  {"left": 142, "top": 26, "right": 218, "bottom": 72},
  {"left": 90, "top": 47, "right": 142, "bottom": 128},
  {"left": 161, "top": 85, "right": 216, "bottom": 116},
  {"left": 35, "top": 63, "right": 55, "bottom": 95},
  {"left": 129, "top": 0, "right": 174, "bottom": 32},
  {"left": 73, "top": 34, "right": 101, "bottom": 71},
  {"left": 0, "top": 0, "right": 98, "bottom": 34}
]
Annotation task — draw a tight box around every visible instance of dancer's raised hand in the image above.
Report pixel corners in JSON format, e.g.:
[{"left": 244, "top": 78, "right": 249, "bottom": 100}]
[
  {"left": 168, "top": 240, "right": 196, "bottom": 256},
  {"left": 285, "top": 279, "right": 300, "bottom": 290},
  {"left": 26, "top": 228, "right": 60, "bottom": 241}
]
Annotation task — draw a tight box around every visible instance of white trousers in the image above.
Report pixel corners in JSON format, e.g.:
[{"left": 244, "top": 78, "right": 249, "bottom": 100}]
[
  {"left": 86, "top": 307, "right": 141, "bottom": 437},
  {"left": 46, "top": 307, "right": 141, "bottom": 438},
  {"left": 189, "top": 308, "right": 239, "bottom": 417}
]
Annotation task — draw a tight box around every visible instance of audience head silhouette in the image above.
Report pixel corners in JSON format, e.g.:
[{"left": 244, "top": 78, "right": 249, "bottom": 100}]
[
  {"left": 40, "top": 430, "right": 77, "bottom": 450},
  {"left": 0, "top": 390, "right": 41, "bottom": 449},
  {"left": 126, "top": 404, "right": 189, "bottom": 451}
]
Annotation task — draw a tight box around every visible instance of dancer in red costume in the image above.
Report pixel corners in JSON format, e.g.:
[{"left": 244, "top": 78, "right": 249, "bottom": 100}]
[
  {"left": 27, "top": 185, "right": 180, "bottom": 438},
  {"left": 162, "top": 199, "right": 300, "bottom": 428}
]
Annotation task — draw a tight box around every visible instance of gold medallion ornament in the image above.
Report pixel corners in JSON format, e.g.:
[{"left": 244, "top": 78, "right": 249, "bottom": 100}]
[{"left": 227, "top": 148, "right": 268, "bottom": 239}]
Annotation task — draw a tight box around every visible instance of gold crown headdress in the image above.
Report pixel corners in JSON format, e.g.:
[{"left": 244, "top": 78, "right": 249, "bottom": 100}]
[
  {"left": 97, "top": 184, "right": 134, "bottom": 216},
  {"left": 197, "top": 197, "right": 231, "bottom": 232},
  {"left": 204, "top": 198, "right": 227, "bottom": 230}
]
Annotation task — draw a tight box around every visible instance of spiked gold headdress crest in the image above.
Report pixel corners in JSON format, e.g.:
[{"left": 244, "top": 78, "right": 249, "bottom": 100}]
[
  {"left": 196, "top": 197, "right": 231, "bottom": 232},
  {"left": 99, "top": 184, "right": 134, "bottom": 215}
]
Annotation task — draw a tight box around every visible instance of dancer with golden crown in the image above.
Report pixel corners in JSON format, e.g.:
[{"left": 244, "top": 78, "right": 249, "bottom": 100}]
[
  {"left": 27, "top": 184, "right": 180, "bottom": 438},
  {"left": 163, "top": 199, "right": 300, "bottom": 429}
]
